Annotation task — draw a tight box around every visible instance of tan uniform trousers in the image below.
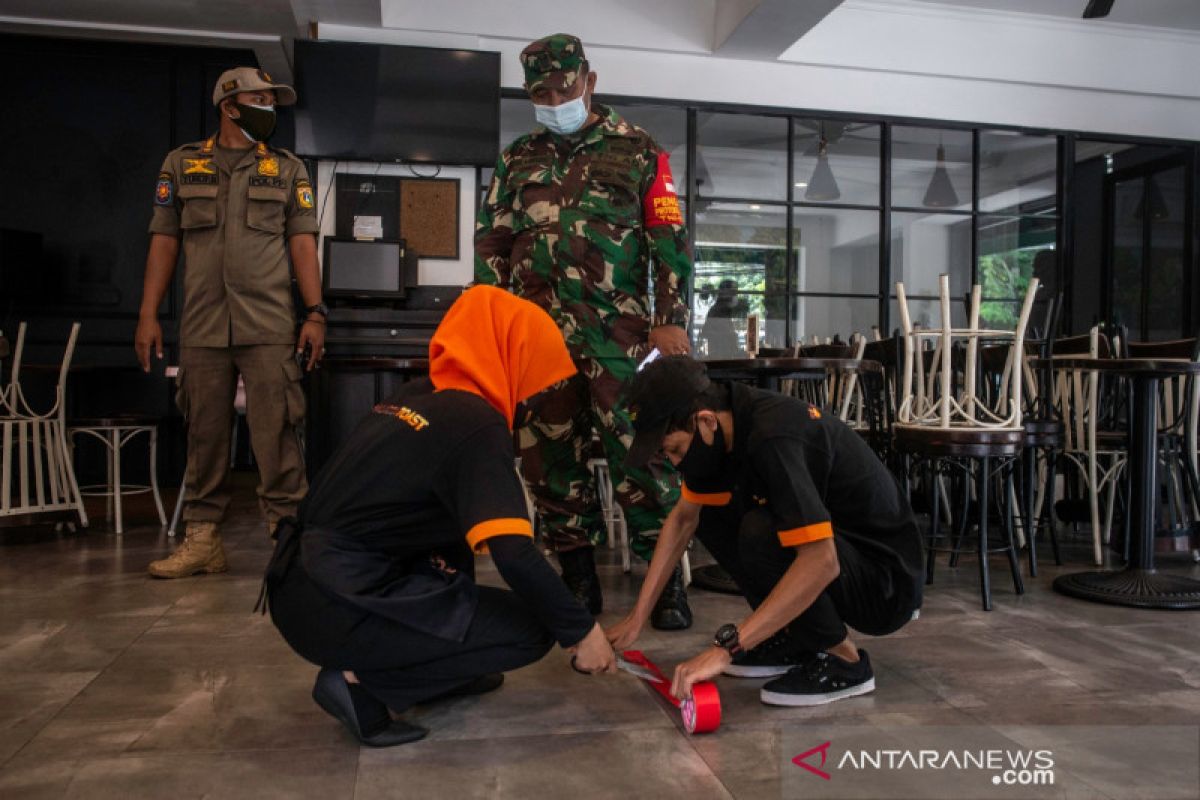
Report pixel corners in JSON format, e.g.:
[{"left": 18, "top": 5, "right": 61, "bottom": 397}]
[{"left": 177, "top": 345, "right": 307, "bottom": 526}]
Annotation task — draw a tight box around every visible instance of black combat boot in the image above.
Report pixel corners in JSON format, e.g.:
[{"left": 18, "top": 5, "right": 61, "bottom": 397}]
[
  {"left": 650, "top": 565, "right": 692, "bottom": 630},
  {"left": 558, "top": 546, "right": 602, "bottom": 615}
]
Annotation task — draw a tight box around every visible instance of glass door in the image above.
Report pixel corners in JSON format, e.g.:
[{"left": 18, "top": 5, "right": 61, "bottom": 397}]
[{"left": 1106, "top": 160, "right": 1190, "bottom": 341}]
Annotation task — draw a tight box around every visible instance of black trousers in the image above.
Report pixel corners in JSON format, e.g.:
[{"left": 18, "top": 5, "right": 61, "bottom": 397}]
[
  {"left": 269, "top": 555, "right": 554, "bottom": 712},
  {"left": 695, "top": 505, "right": 918, "bottom": 653}
]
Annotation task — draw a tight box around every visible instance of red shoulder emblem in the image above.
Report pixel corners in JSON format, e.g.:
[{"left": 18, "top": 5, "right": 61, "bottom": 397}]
[{"left": 643, "top": 150, "right": 683, "bottom": 228}]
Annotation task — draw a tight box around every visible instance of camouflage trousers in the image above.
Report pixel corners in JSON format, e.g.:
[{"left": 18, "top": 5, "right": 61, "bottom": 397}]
[{"left": 516, "top": 355, "right": 678, "bottom": 561}]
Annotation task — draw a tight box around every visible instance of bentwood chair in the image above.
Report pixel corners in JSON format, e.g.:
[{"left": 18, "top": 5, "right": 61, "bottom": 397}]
[
  {"left": 893, "top": 276, "right": 1040, "bottom": 610},
  {"left": 0, "top": 322, "right": 89, "bottom": 529},
  {"left": 1051, "top": 328, "right": 1123, "bottom": 565}
]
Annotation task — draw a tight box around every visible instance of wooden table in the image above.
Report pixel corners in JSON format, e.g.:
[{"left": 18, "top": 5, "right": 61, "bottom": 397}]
[{"left": 1032, "top": 357, "right": 1200, "bottom": 609}]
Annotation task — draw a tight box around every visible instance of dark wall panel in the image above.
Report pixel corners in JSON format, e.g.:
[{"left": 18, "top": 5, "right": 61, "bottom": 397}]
[{"left": 0, "top": 34, "right": 266, "bottom": 484}]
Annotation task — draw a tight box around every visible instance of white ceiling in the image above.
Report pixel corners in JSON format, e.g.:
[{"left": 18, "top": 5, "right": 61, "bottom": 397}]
[
  {"left": 7, "top": 0, "right": 1200, "bottom": 62},
  {"left": 3, "top": 0, "right": 1200, "bottom": 133},
  {"left": 910, "top": 0, "right": 1200, "bottom": 31}
]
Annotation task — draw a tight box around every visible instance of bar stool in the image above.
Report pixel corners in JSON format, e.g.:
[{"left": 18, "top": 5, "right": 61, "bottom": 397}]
[
  {"left": 893, "top": 276, "right": 1039, "bottom": 610},
  {"left": 68, "top": 416, "right": 167, "bottom": 535}
]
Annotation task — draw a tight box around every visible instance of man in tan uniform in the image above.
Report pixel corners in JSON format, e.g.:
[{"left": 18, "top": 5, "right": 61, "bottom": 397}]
[{"left": 135, "top": 67, "right": 325, "bottom": 578}]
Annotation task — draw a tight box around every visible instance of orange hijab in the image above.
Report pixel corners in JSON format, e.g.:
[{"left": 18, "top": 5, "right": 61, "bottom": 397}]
[{"left": 428, "top": 286, "right": 576, "bottom": 428}]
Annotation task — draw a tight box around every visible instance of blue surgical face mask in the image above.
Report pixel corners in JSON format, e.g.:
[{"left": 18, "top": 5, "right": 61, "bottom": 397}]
[{"left": 533, "top": 96, "right": 589, "bottom": 135}]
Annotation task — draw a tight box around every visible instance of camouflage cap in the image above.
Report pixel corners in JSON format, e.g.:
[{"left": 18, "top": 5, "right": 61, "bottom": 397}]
[
  {"left": 212, "top": 66, "right": 297, "bottom": 107},
  {"left": 520, "top": 33, "right": 588, "bottom": 93}
]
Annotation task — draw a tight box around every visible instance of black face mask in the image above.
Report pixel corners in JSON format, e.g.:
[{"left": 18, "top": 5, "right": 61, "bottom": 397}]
[
  {"left": 231, "top": 102, "right": 277, "bottom": 142},
  {"left": 677, "top": 418, "right": 726, "bottom": 481}
]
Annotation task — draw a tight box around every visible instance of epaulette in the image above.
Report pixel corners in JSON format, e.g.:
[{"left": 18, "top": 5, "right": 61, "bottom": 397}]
[{"left": 270, "top": 145, "right": 304, "bottom": 164}]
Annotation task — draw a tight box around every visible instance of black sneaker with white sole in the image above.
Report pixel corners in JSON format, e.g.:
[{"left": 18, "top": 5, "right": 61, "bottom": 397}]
[
  {"left": 760, "top": 649, "right": 875, "bottom": 706},
  {"left": 722, "top": 631, "right": 808, "bottom": 678}
]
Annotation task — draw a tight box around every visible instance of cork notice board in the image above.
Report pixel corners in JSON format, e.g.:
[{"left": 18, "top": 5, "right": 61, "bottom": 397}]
[{"left": 398, "top": 177, "right": 460, "bottom": 260}]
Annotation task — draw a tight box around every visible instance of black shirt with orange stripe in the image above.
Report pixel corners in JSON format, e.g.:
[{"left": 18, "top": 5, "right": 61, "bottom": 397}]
[
  {"left": 681, "top": 383, "right": 923, "bottom": 596},
  {"left": 296, "top": 378, "right": 593, "bottom": 644}
]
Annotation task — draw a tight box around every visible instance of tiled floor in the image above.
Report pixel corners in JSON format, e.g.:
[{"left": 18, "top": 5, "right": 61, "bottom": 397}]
[{"left": 2, "top": 481, "right": 1198, "bottom": 799}]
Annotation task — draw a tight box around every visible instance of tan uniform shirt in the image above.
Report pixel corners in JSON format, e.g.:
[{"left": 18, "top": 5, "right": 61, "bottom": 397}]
[{"left": 149, "top": 136, "right": 320, "bottom": 347}]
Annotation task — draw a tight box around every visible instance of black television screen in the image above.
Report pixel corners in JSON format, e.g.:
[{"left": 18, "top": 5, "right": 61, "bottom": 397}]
[
  {"left": 323, "top": 238, "right": 406, "bottom": 299},
  {"left": 294, "top": 40, "right": 500, "bottom": 166}
]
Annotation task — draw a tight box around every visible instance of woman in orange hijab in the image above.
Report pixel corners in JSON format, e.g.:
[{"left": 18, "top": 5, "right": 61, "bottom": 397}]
[{"left": 262, "top": 287, "right": 616, "bottom": 747}]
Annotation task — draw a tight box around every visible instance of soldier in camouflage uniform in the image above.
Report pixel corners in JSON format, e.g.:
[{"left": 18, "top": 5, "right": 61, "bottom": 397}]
[{"left": 475, "top": 34, "right": 694, "bottom": 629}]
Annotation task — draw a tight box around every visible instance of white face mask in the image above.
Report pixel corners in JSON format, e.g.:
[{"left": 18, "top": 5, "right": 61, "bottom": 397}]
[{"left": 533, "top": 96, "right": 589, "bottom": 135}]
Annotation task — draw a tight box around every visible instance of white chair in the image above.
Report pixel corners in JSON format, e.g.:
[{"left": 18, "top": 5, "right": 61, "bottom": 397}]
[
  {"left": 590, "top": 457, "right": 632, "bottom": 574},
  {"left": 0, "top": 323, "right": 88, "bottom": 528},
  {"left": 589, "top": 455, "right": 691, "bottom": 584},
  {"left": 1051, "top": 328, "right": 1124, "bottom": 566},
  {"left": 893, "top": 275, "right": 1039, "bottom": 610}
]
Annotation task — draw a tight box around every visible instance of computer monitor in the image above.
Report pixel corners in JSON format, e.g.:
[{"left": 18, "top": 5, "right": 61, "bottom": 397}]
[{"left": 322, "top": 237, "right": 406, "bottom": 300}]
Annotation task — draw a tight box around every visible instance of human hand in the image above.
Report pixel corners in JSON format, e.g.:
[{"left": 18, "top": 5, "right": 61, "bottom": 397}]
[
  {"left": 568, "top": 623, "right": 618, "bottom": 674},
  {"left": 670, "top": 646, "right": 731, "bottom": 700},
  {"left": 295, "top": 320, "right": 326, "bottom": 372},
  {"left": 134, "top": 317, "right": 163, "bottom": 372},
  {"left": 605, "top": 612, "right": 647, "bottom": 652},
  {"left": 649, "top": 325, "right": 691, "bottom": 356}
]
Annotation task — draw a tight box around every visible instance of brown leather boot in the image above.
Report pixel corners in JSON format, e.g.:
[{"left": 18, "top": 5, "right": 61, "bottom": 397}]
[{"left": 148, "top": 521, "right": 228, "bottom": 578}]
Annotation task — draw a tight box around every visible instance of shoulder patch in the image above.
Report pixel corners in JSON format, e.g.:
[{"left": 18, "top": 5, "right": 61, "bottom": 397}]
[
  {"left": 295, "top": 179, "right": 314, "bottom": 209},
  {"left": 154, "top": 172, "right": 174, "bottom": 206},
  {"left": 642, "top": 151, "right": 683, "bottom": 228}
]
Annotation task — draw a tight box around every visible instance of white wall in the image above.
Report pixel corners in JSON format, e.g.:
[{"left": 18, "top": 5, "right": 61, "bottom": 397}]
[
  {"left": 320, "top": 3, "right": 1200, "bottom": 142},
  {"left": 314, "top": 161, "right": 477, "bottom": 286}
]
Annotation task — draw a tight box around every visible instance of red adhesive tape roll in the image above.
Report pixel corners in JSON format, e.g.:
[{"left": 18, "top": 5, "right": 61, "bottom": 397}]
[{"left": 621, "top": 650, "right": 722, "bottom": 734}]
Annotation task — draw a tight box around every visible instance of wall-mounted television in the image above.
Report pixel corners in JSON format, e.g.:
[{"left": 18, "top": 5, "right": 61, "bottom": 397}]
[{"left": 294, "top": 40, "right": 500, "bottom": 166}]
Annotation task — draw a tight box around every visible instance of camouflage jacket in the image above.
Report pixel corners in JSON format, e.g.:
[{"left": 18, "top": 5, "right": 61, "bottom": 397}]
[{"left": 474, "top": 104, "right": 692, "bottom": 360}]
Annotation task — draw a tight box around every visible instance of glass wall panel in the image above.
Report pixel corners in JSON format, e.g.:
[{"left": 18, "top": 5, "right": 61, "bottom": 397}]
[
  {"left": 693, "top": 290, "right": 760, "bottom": 358},
  {"left": 791, "top": 295, "right": 879, "bottom": 343},
  {"left": 696, "top": 112, "right": 788, "bottom": 201},
  {"left": 792, "top": 119, "right": 881, "bottom": 206},
  {"left": 889, "top": 297, "right": 968, "bottom": 332},
  {"left": 612, "top": 103, "right": 688, "bottom": 189},
  {"left": 890, "top": 212, "right": 972, "bottom": 299},
  {"left": 979, "top": 130, "right": 1057, "bottom": 214},
  {"left": 792, "top": 207, "right": 880, "bottom": 294},
  {"left": 891, "top": 126, "right": 972, "bottom": 212},
  {"left": 1145, "top": 166, "right": 1187, "bottom": 341},
  {"left": 977, "top": 215, "right": 1056, "bottom": 329},
  {"left": 693, "top": 203, "right": 787, "bottom": 350}
]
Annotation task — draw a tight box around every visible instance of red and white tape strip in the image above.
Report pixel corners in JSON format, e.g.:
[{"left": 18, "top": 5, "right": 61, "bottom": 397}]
[{"left": 621, "top": 650, "right": 721, "bottom": 734}]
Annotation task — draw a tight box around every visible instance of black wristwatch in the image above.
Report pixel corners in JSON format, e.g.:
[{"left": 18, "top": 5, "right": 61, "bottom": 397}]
[
  {"left": 303, "top": 302, "right": 329, "bottom": 319},
  {"left": 713, "top": 623, "right": 743, "bottom": 657}
]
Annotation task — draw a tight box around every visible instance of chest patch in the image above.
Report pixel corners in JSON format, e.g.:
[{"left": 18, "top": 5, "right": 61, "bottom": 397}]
[{"left": 184, "top": 158, "right": 216, "bottom": 175}]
